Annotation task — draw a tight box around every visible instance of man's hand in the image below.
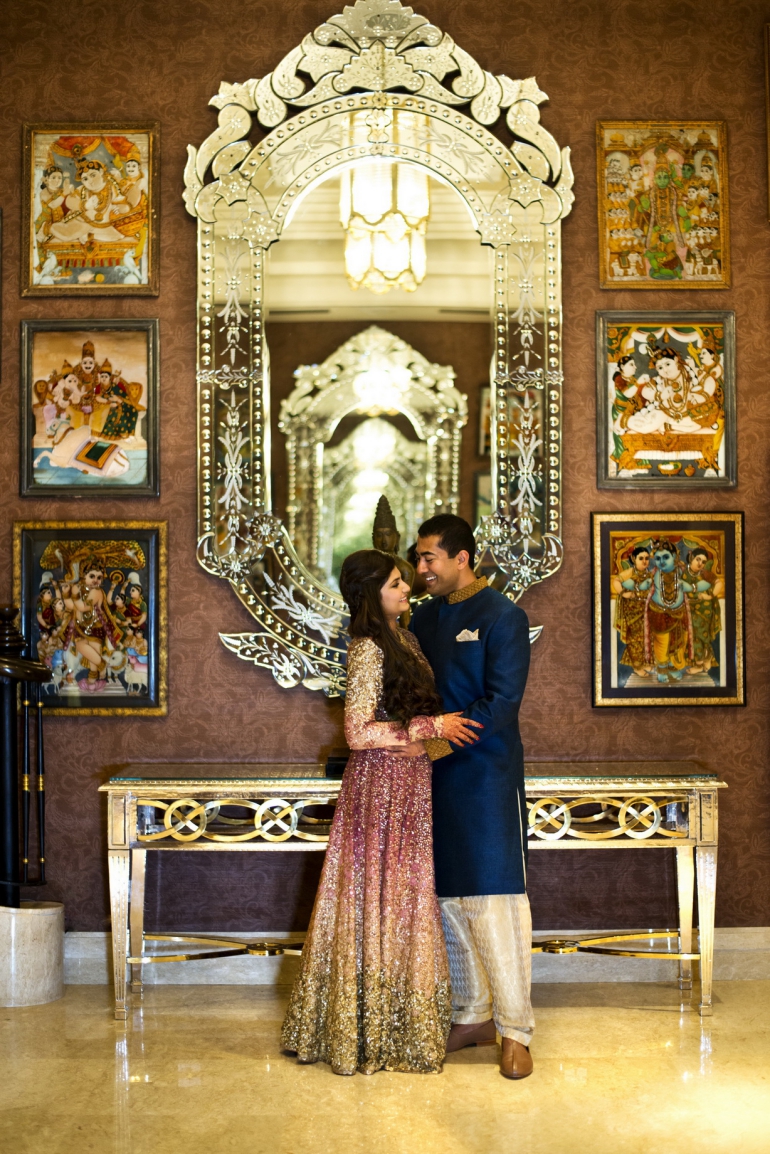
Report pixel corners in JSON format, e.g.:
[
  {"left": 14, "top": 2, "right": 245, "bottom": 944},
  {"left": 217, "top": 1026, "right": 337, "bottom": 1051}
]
[{"left": 442, "top": 712, "right": 484, "bottom": 746}]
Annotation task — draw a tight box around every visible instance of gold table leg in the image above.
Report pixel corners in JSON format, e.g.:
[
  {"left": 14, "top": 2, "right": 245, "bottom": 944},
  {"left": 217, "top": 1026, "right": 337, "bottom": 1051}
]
[
  {"left": 129, "top": 849, "right": 147, "bottom": 992},
  {"left": 108, "top": 850, "right": 130, "bottom": 1020},
  {"left": 696, "top": 846, "right": 717, "bottom": 1016},
  {"left": 675, "top": 845, "right": 695, "bottom": 992}
]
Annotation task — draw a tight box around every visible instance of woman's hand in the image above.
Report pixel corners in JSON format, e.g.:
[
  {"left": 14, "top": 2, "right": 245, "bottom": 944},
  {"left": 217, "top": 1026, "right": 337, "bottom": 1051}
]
[
  {"left": 392, "top": 740, "right": 426, "bottom": 758},
  {"left": 442, "top": 712, "right": 483, "bottom": 746}
]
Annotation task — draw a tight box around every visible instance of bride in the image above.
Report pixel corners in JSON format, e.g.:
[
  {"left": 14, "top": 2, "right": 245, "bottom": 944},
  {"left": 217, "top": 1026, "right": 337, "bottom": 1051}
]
[{"left": 281, "top": 549, "right": 481, "bottom": 1075}]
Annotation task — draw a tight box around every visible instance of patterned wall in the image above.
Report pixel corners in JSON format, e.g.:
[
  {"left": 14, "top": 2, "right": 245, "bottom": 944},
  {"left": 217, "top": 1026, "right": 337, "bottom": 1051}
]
[{"left": 3, "top": 0, "right": 768, "bottom": 931}]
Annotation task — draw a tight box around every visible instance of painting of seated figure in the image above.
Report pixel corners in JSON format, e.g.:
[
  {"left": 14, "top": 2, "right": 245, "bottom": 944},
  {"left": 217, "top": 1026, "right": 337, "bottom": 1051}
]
[
  {"left": 22, "top": 123, "right": 158, "bottom": 295},
  {"left": 596, "top": 311, "right": 735, "bottom": 489},
  {"left": 21, "top": 320, "right": 158, "bottom": 496}
]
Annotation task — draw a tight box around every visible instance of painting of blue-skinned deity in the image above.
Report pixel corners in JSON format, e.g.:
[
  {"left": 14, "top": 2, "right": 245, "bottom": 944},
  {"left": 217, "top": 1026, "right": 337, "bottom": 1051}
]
[
  {"left": 593, "top": 514, "right": 744, "bottom": 707},
  {"left": 596, "top": 312, "right": 735, "bottom": 489},
  {"left": 22, "top": 123, "right": 158, "bottom": 295},
  {"left": 21, "top": 320, "right": 158, "bottom": 496},
  {"left": 13, "top": 522, "right": 167, "bottom": 716},
  {"left": 597, "top": 121, "right": 729, "bottom": 289}
]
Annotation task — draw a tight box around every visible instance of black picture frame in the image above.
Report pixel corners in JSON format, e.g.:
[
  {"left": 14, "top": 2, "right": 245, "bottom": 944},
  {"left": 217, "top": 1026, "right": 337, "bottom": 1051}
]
[
  {"left": 13, "top": 520, "right": 168, "bottom": 716},
  {"left": 596, "top": 311, "right": 736, "bottom": 490},
  {"left": 592, "top": 512, "right": 744, "bottom": 707},
  {"left": 20, "top": 318, "right": 159, "bottom": 498}
]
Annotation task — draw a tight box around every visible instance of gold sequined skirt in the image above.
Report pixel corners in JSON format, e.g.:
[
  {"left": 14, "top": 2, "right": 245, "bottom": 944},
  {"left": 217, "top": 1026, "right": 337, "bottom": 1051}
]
[{"left": 281, "top": 748, "right": 452, "bottom": 1075}]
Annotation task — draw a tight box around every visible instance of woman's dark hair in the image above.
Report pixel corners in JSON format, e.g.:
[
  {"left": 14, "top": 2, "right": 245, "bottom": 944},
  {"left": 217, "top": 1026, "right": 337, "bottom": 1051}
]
[{"left": 340, "top": 549, "right": 442, "bottom": 726}]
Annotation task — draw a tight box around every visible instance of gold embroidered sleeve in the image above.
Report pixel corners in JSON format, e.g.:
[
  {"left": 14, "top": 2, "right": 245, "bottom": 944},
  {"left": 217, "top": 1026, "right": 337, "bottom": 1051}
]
[
  {"left": 407, "top": 714, "right": 444, "bottom": 741},
  {"left": 344, "top": 639, "right": 411, "bottom": 750}
]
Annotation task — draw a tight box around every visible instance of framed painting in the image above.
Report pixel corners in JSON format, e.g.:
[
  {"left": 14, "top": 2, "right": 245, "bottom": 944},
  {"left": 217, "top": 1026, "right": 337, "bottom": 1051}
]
[
  {"left": 597, "top": 121, "right": 729, "bottom": 289},
  {"left": 596, "top": 311, "right": 736, "bottom": 489},
  {"left": 20, "top": 320, "right": 159, "bottom": 497},
  {"left": 474, "top": 471, "right": 491, "bottom": 528},
  {"left": 13, "top": 521, "right": 168, "bottom": 716},
  {"left": 592, "top": 513, "right": 744, "bottom": 707},
  {"left": 22, "top": 122, "right": 159, "bottom": 296}
]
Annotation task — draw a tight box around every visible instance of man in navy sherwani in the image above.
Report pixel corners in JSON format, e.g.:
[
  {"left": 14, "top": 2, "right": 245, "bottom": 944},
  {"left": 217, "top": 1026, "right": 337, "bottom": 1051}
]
[{"left": 411, "top": 514, "right": 534, "bottom": 1080}]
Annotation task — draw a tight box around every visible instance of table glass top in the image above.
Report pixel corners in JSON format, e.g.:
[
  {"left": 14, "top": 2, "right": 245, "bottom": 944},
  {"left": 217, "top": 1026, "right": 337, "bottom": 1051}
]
[{"left": 106, "top": 760, "right": 719, "bottom": 783}]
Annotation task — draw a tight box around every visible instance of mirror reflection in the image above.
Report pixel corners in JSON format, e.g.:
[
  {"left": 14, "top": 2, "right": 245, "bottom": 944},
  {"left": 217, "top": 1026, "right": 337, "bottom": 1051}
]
[{"left": 266, "top": 165, "right": 493, "bottom": 589}]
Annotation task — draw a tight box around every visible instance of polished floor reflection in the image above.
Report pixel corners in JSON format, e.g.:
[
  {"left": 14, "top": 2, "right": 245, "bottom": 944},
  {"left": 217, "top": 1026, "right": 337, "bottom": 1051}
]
[{"left": 1, "top": 982, "right": 769, "bottom": 1153}]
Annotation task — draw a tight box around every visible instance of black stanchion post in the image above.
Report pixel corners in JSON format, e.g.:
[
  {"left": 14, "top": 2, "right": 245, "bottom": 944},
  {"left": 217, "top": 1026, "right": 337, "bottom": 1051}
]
[
  {"left": 21, "top": 683, "right": 31, "bottom": 884},
  {"left": 0, "top": 607, "right": 51, "bottom": 907},
  {"left": 0, "top": 607, "right": 26, "bottom": 908},
  {"left": 0, "top": 674, "right": 19, "bottom": 908},
  {"left": 36, "top": 682, "right": 46, "bottom": 884}
]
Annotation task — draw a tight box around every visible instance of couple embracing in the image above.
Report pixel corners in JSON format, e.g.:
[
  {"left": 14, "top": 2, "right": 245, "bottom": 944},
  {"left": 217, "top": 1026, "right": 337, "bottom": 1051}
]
[{"left": 281, "top": 515, "right": 534, "bottom": 1079}]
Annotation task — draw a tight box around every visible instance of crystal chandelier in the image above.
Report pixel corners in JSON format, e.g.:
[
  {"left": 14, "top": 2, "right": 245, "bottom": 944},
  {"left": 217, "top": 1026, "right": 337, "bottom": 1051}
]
[{"left": 340, "top": 113, "right": 430, "bottom": 294}]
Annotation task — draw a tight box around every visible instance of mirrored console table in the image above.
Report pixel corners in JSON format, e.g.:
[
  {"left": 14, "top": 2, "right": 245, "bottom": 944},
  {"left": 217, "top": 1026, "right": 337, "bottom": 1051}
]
[{"left": 101, "top": 761, "right": 725, "bottom": 1020}]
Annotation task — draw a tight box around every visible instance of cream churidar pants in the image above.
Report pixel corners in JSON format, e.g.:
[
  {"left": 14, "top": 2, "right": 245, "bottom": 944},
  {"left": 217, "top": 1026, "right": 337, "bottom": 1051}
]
[{"left": 439, "top": 893, "right": 535, "bottom": 1047}]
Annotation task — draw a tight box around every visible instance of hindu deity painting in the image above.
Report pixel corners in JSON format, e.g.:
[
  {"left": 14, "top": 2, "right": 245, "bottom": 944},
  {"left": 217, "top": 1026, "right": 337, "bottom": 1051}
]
[
  {"left": 14, "top": 522, "right": 167, "bottom": 716},
  {"left": 596, "top": 312, "right": 735, "bottom": 489},
  {"left": 21, "top": 320, "right": 158, "bottom": 496},
  {"left": 22, "top": 123, "right": 158, "bottom": 295},
  {"left": 593, "top": 514, "right": 744, "bottom": 707},
  {"left": 597, "top": 121, "right": 729, "bottom": 289}
]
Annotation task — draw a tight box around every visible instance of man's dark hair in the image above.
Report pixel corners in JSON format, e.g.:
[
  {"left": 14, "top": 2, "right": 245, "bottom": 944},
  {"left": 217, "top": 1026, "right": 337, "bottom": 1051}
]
[{"left": 418, "top": 514, "right": 475, "bottom": 563}]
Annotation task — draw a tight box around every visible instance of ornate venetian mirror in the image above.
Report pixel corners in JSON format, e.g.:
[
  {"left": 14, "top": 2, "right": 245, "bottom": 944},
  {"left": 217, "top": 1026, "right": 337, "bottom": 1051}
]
[
  {"left": 185, "top": 0, "right": 573, "bottom": 694},
  {"left": 281, "top": 325, "right": 467, "bottom": 588}
]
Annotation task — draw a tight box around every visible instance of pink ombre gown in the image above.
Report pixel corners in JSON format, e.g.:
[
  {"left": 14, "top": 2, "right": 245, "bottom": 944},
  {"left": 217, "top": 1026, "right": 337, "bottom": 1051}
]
[{"left": 281, "top": 631, "right": 451, "bottom": 1075}]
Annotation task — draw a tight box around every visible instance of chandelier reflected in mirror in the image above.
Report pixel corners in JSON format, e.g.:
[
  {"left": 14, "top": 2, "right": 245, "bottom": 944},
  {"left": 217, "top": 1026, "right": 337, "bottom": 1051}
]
[{"left": 340, "top": 111, "right": 430, "bottom": 293}]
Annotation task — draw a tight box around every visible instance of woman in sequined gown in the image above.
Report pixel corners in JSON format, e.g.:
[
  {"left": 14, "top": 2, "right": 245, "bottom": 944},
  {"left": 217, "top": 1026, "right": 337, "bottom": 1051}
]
[{"left": 281, "top": 549, "right": 481, "bottom": 1075}]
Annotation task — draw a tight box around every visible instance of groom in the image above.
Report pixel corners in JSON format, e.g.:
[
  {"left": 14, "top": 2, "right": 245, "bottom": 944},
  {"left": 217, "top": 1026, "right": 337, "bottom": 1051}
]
[{"left": 411, "top": 514, "right": 534, "bottom": 1080}]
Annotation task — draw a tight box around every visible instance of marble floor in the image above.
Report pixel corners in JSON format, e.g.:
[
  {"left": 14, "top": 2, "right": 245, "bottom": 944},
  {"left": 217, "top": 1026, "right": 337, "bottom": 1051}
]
[{"left": 1, "top": 982, "right": 769, "bottom": 1154}]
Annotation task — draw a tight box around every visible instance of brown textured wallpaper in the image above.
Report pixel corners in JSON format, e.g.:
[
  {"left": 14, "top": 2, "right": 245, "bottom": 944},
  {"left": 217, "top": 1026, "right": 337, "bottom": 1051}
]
[{"left": 3, "top": 0, "right": 769, "bottom": 933}]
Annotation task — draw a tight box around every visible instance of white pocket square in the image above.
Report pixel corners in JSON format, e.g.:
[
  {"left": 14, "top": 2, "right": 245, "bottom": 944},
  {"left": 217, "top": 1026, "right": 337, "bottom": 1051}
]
[{"left": 456, "top": 629, "right": 479, "bottom": 642}]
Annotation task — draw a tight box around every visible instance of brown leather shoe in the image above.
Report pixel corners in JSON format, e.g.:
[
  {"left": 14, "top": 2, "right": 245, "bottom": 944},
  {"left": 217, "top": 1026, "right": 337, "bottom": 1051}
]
[
  {"left": 500, "top": 1037, "right": 533, "bottom": 1079},
  {"left": 446, "top": 1019, "right": 497, "bottom": 1053}
]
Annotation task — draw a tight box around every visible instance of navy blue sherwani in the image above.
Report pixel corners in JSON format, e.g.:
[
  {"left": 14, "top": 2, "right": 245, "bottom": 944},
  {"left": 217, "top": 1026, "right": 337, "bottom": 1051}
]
[{"left": 411, "top": 579, "right": 530, "bottom": 899}]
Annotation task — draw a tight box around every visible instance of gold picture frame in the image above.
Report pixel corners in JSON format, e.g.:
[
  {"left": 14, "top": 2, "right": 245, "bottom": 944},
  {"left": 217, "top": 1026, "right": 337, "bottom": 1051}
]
[
  {"left": 22, "top": 122, "right": 159, "bottom": 296},
  {"left": 13, "top": 520, "right": 168, "bottom": 716},
  {"left": 597, "top": 120, "right": 730, "bottom": 290},
  {"left": 592, "top": 512, "right": 744, "bottom": 707}
]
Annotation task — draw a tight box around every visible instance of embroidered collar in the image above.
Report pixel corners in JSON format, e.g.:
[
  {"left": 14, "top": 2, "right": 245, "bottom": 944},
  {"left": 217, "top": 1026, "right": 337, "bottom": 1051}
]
[{"left": 446, "top": 575, "right": 488, "bottom": 605}]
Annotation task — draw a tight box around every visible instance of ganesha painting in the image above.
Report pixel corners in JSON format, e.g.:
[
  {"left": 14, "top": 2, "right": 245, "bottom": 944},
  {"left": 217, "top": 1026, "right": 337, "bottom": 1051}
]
[{"left": 597, "top": 312, "right": 736, "bottom": 489}]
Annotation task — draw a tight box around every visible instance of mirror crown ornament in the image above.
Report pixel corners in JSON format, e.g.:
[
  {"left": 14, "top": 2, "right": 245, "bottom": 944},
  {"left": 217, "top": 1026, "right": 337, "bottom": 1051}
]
[
  {"left": 206, "top": 1, "right": 549, "bottom": 133},
  {"left": 187, "top": 0, "right": 571, "bottom": 694}
]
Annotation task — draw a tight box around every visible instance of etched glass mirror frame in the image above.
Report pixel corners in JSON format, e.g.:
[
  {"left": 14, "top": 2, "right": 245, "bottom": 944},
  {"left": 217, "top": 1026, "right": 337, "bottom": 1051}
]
[
  {"left": 281, "top": 325, "right": 468, "bottom": 586},
  {"left": 184, "top": 0, "right": 574, "bottom": 695}
]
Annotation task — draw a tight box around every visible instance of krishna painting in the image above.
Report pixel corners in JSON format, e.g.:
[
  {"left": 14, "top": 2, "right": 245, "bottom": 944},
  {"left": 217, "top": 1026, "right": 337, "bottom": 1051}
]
[
  {"left": 597, "top": 121, "right": 729, "bottom": 290},
  {"left": 22, "top": 123, "right": 159, "bottom": 295},
  {"left": 593, "top": 513, "right": 744, "bottom": 707}
]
